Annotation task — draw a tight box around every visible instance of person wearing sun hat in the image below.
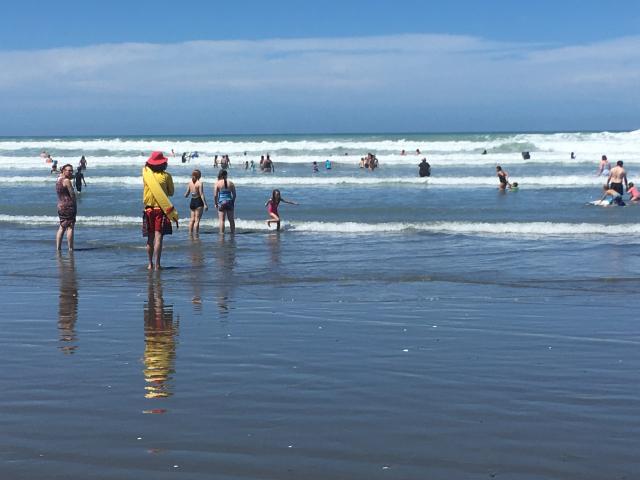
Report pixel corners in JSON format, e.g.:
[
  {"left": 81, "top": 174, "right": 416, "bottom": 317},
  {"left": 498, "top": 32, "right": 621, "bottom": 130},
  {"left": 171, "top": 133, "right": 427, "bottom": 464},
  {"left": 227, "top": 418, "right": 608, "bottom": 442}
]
[{"left": 142, "top": 151, "right": 178, "bottom": 270}]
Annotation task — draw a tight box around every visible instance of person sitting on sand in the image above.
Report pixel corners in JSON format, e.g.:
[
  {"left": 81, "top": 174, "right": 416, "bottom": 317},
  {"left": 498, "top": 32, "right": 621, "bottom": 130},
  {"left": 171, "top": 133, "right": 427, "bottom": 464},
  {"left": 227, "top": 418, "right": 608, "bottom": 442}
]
[
  {"left": 600, "top": 185, "right": 626, "bottom": 206},
  {"left": 496, "top": 166, "right": 511, "bottom": 190},
  {"left": 266, "top": 189, "right": 297, "bottom": 231},
  {"left": 627, "top": 182, "right": 640, "bottom": 201}
]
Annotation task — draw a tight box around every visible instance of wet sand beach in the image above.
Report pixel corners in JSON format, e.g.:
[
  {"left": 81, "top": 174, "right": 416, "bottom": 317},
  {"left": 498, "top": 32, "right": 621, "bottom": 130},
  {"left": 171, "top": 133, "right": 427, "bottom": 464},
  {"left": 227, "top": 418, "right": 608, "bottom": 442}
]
[{"left": 1, "top": 224, "right": 639, "bottom": 479}]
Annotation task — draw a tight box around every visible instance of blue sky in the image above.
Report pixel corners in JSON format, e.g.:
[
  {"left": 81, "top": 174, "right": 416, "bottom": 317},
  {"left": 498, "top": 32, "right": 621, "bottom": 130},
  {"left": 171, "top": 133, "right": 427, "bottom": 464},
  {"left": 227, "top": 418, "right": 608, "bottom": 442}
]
[{"left": 1, "top": 0, "right": 639, "bottom": 135}]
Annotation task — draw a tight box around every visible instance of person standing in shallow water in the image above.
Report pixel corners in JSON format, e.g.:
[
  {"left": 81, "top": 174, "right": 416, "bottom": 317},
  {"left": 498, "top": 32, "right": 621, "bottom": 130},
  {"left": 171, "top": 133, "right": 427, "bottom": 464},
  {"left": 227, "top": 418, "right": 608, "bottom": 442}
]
[
  {"left": 213, "top": 169, "right": 236, "bottom": 234},
  {"left": 142, "top": 151, "right": 176, "bottom": 270},
  {"left": 56, "top": 164, "right": 77, "bottom": 251},
  {"left": 184, "top": 169, "right": 208, "bottom": 236},
  {"left": 418, "top": 158, "right": 431, "bottom": 177},
  {"left": 496, "top": 165, "right": 511, "bottom": 191}
]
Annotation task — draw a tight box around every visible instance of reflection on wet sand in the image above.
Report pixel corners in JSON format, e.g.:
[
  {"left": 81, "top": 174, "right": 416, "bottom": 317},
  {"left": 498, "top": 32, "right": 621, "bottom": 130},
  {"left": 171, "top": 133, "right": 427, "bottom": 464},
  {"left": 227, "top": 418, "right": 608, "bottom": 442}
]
[
  {"left": 57, "top": 252, "right": 78, "bottom": 354},
  {"left": 143, "top": 274, "right": 178, "bottom": 399},
  {"left": 215, "top": 235, "right": 236, "bottom": 315},
  {"left": 188, "top": 237, "right": 205, "bottom": 312},
  {"left": 268, "top": 231, "right": 281, "bottom": 268}
]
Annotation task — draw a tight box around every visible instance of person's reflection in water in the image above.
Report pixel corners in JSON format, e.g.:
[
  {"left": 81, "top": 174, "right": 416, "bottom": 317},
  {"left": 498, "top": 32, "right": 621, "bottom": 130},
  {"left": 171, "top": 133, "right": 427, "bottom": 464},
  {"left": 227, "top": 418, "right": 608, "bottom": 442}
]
[
  {"left": 188, "top": 237, "right": 205, "bottom": 312},
  {"left": 215, "top": 235, "right": 236, "bottom": 315},
  {"left": 57, "top": 252, "right": 78, "bottom": 354},
  {"left": 268, "top": 231, "right": 282, "bottom": 268},
  {"left": 143, "top": 274, "right": 178, "bottom": 399}
]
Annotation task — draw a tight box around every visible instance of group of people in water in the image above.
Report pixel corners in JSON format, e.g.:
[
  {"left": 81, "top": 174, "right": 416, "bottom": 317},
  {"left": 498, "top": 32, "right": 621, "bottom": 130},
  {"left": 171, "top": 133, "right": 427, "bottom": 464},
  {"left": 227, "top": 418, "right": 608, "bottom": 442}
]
[
  {"left": 53, "top": 149, "right": 636, "bottom": 265},
  {"left": 140, "top": 151, "right": 297, "bottom": 269},
  {"left": 495, "top": 154, "right": 637, "bottom": 206}
]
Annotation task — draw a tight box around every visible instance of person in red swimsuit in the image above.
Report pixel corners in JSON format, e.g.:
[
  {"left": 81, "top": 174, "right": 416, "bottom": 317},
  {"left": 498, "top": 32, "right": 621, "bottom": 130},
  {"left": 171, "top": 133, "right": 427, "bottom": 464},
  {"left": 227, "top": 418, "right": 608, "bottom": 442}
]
[{"left": 265, "top": 189, "right": 297, "bottom": 231}]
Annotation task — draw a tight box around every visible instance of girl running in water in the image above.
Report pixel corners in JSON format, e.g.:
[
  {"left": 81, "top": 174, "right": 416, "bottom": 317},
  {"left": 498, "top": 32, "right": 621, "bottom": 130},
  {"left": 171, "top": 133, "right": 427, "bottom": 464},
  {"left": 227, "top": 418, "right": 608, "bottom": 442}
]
[{"left": 265, "top": 189, "right": 297, "bottom": 231}]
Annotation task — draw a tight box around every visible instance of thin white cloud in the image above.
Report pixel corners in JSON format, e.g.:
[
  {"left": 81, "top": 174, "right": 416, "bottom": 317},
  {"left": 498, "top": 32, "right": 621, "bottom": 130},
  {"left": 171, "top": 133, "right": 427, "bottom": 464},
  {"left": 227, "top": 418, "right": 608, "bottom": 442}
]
[{"left": 0, "top": 33, "right": 638, "bottom": 132}]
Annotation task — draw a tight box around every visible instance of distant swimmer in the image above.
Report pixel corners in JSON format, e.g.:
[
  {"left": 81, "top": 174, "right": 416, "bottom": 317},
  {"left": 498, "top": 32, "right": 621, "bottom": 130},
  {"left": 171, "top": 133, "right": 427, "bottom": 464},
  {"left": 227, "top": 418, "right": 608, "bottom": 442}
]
[
  {"left": 50, "top": 157, "right": 59, "bottom": 173},
  {"left": 418, "top": 158, "right": 431, "bottom": 177},
  {"left": 570, "top": 151, "right": 576, "bottom": 160},
  {"left": 181, "top": 152, "right": 188, "bottom": 164},
  {"left": 496, "top": 165, "right": 511, "bottom": 191},
  {"left": 312, "top": 161, "right": 319, "bottom": 173},
  {"left": 325, "top": 159, "right": 332, "bottom": 170},
  {"left": 266, "top": 189, "right": 297, "bottom": 231},
  {"left": 416, "top": 148, "right": 421, "bottom": 155},
  {"left": 596, "top": 155, "right": 611, "bottom": 176},
  {"left": 74, "top": 167, "right": 86, "bottom": 193},
  {"left": 628, "top": 182, "right": 640, "bottom": 201},
  {"left": 482, "top": 149, "right": 487, "bottom": 155},
  {"left": 607, "top": 160, "right": 627, "bottom": 195},
  {"left": 220, "top": 155, "right": 230, "bottom": 170},
  {"left": 250, "top": 160, "right": 256, "bottom": 172},
  {"left": 401, "top": 149, "right": 406, "bottom": 156},
  {"left": 521, "top": 151, "right": 531, "bottom": 160},
  {"left": 262, "top": 154, "right": 274, "bottom": 173},
  {"left": 599, "top": 185, "right": 625, "bottom": 206},
  {"left": 214, "top": 155, "right": 219, "bottom": 168},
  {"left": 79, "top": 155, "right": 87, "bottom": 171},
  {"left": 510, "top": 182, "right": 519, "bottom": 192},
  {"left": 244, "top": 160, "right": 249, "bottom": 170},
  {"left": 184, "top": 169, "right": 208, "bottom": 236}
]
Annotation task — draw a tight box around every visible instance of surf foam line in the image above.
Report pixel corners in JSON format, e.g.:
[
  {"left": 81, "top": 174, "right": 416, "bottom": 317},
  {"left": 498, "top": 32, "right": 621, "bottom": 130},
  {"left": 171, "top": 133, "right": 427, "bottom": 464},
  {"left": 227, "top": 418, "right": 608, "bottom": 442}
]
[
  {"left": 0, "top": 129, "right": 638, "bottom": 154},
  {"left": 0, "top": 175, "right": 617, "bottom": 188},
  {"left": 0, "top": 215, "right": 636, "bottom": 238}
]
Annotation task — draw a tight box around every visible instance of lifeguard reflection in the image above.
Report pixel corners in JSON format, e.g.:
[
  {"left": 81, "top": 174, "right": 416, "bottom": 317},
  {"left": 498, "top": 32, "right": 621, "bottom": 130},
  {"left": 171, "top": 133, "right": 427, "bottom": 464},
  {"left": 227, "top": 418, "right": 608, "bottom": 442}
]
[
  {"left": 143, "top": 274, "right": 178, "bottom": 399},
  {"left": 57, "top": 252, "right": 78, "bottom": 354},
  {"left": 215, "top": 235, "right": 236, "bottom": 315}
]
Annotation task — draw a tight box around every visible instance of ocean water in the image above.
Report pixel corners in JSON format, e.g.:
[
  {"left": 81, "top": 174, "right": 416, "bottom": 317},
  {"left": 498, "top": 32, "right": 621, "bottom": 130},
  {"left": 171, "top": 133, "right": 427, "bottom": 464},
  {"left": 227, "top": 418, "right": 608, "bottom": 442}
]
[{"left": 1, "top": 131, "right": 640, "bottom": 479}]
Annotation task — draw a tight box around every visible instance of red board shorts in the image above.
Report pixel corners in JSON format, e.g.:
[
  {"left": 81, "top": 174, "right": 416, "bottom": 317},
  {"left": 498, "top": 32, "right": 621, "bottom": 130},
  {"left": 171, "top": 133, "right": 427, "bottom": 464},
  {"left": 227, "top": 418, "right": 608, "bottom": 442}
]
[{"left": 142, "top": 207, "right": 172, "bottom": 237}]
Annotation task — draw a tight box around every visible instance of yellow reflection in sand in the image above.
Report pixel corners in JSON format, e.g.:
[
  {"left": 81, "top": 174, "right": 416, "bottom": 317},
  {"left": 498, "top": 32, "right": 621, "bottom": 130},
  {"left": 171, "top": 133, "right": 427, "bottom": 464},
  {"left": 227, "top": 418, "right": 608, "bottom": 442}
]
[{"left": 143, "top": 274, "right": 178, "bottom": 399}]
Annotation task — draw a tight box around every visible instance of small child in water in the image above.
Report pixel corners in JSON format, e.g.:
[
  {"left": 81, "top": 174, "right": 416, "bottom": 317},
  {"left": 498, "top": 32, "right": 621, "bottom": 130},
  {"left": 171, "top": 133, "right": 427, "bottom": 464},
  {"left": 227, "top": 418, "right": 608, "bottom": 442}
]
[
  {"left": 510, "top": 182, "right": 519, "bottom": 192},
  {"left": 266, "top": 189, "right": 298, "bottom": 231},
  {"left": 627, "top": 182, "right": 640, "bottom": 201}
]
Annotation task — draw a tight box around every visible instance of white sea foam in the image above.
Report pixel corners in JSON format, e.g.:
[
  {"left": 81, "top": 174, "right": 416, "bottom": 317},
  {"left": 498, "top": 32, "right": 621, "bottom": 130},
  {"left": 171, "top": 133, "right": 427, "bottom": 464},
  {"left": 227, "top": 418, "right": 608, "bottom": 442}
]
[
  {"left": 0, "top": 130, "right": 638, "bottom": 160},
  {"left": 0, "top": 215, "right": 635, "bottom": 238},
  {"left": 0, "top": 174, "right": 616, "bottom": 188}
]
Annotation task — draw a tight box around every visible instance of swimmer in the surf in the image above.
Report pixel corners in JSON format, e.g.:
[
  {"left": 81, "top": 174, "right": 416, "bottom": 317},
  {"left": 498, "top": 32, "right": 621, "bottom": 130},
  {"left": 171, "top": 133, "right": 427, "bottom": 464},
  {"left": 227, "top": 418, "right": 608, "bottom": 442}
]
[
  {"left": 600, "top": 185, "right": 626, "bottom": 206},
  {"left": 596, "top": 155, "right": 611, "bottom": 176},
  {"left": 265, "top": 189, "right": 297, "bottom": 231},
  {"left": 496, "top": 166, "right": 511, "bottom": 191},
  {"left": 510, "top": 182, "right": 519, "bottom": 192},
  {"left": 312, "top": 161, "right": 319, "bottom": 173},
  {"left": 627, "top": 182, "right": 640, "bottom": 201}
]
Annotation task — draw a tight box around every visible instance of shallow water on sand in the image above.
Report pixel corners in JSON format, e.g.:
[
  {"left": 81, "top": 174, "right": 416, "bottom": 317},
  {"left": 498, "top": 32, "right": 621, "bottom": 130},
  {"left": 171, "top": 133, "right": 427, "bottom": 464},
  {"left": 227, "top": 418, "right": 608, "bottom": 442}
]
[
  {"left": 1, "top": 228, "right": 640, "bottom": 479},
  {"left": 2, "top": 131, "right": 640, "bottom": 478}
]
